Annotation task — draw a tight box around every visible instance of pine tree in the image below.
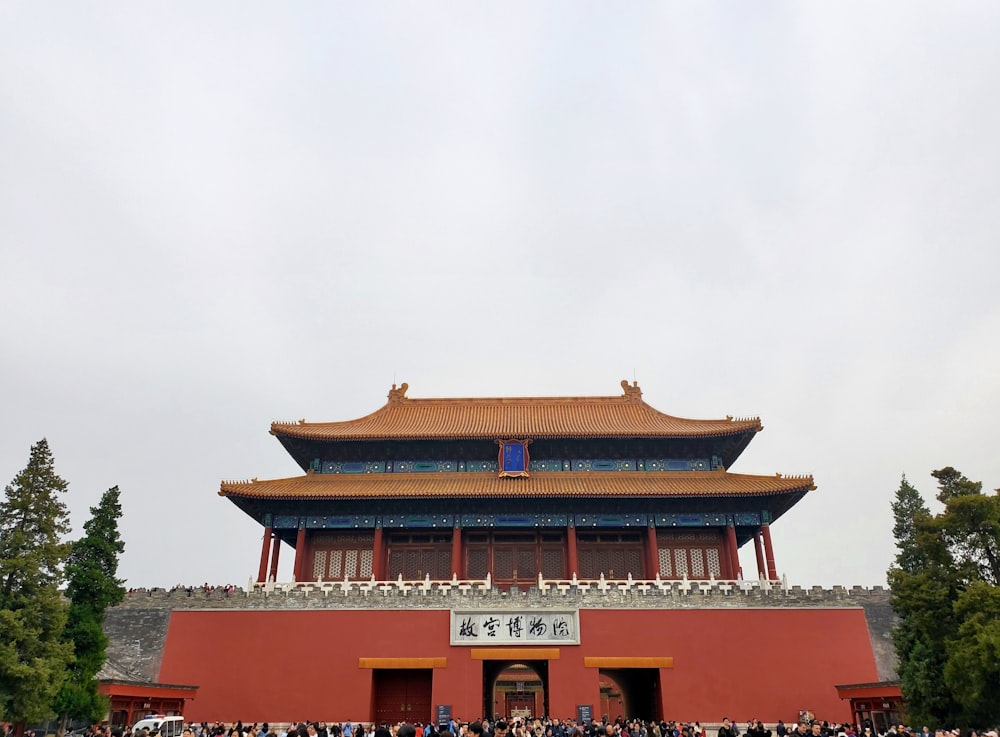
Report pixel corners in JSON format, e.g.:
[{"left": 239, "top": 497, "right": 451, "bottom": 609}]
[
  {"left": 890, "top": 474, "right": 931, "bottom": 574},
  {"left": 54, "top": 486, "right": 127, "bottom": 727},
  {"left": 888, "top": 475, "right": 961, "bottom": 727},
  {"left": 0, "top": 439, "right": 74, "bottom": 725},
  {"left": 889, "top": 468, "right": 1000, "bottom": 727}
]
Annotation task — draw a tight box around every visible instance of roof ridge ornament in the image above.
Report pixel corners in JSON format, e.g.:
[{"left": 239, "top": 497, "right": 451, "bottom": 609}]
[
  {"left": 620, "top": 379, "right": 642, "bottom": 401},
  {"left": 387, "top": 382, "right": 409, "bottom": 404}
]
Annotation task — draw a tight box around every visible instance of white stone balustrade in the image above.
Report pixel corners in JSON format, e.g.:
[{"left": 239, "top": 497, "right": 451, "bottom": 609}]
[{"left": 247, "top": 574, "right": 795, "bottom": 599}]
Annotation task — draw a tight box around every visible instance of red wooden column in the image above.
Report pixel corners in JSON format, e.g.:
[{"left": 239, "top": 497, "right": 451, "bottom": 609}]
[
  {"left": 725, "top": 524, "right": 741, "bottom": 579},
  {"left": 268, "top": 535, "right": 281, "bottom": 581},
  {"left": 761, "top": 523, "right": 778, "bottom": 580},
  {"left": 257, "top": 527, "right": 273, "bottom": 583},
  {"left": 567, "top": 522, "right": 579, "bottom": 578},
  {"left": 372, "top": 525, "right": 384, "bottom": 581},
  {"left": 753, "top": 529, "right": 766, "bottom": 580},
  {"left": 293, "top": 526, "right": 307, "bottom": 581},
  {"left": 646, "top": 523, "right": 660, "bottom": 578},
  {"left": 451, "top": 523, "right": 463, "bottom": 579}
]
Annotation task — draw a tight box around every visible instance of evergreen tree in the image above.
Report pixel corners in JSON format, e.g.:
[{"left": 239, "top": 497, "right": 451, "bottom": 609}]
[
  {"left": 54, "top": 486, "right": 127, "bottom": 727},
  {"left": 890, "top": 474, "right": 931, "bottom": 574},
  {"left": 944, "top": 581, "right": 1000, "bottom": 725},
  {"left": 932, "top": 467, "right": 1000, "bottom": 586},
  {"left": 889, "top": 468, "right": 1000, "bottom": 728},
  {"left": 888, "top": 479, "right": 961, "bottom": 728},
  {"left": 0, "top": 439, "right": 73, "bottom": 724}
]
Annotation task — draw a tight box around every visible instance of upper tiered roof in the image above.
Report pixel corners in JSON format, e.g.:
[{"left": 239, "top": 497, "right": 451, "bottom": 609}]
[{"left": 270, "top": 380, "right": 763, "bottom": 441}]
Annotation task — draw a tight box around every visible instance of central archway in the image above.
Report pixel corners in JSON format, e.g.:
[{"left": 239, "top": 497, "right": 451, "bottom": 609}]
[{"left": 483, "top": 661, "right": 549, "bottom": 720}]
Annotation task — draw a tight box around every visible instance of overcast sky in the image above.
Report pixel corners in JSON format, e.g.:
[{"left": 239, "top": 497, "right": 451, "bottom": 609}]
[{"left": 2, "top": 2, "right": 999, "bottom": 589}]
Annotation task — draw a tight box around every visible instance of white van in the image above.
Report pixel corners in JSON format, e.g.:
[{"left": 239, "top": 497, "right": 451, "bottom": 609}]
[{"left": 131, "top": 716, "right": 185, "bottom": 737}]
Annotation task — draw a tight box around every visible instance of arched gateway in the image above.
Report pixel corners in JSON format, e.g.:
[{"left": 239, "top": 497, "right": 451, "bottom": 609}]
[{"left": 152, "top": 381, "right": 884, "bottom": 722}]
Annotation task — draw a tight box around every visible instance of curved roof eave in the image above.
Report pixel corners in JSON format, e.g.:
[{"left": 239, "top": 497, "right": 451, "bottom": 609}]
[
  {"left": 219, "top": 469, "right": 815, "bottom": 501},
  {"left": 269, "top": 381, "right": 763, "bottom": 442}
]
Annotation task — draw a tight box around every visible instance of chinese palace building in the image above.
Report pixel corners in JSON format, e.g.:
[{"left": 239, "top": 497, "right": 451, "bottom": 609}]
[{"left": 128, "top": 382, "right": 896, "bottom": 725}]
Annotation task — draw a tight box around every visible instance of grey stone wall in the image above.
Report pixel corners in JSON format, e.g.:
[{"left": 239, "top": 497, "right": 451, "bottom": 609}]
[
  {"left": 104, "top": 606, "right": 173, "bottom": 681},
  {"left": 859, "top": 595, "right": 899, "bottom": 680}
]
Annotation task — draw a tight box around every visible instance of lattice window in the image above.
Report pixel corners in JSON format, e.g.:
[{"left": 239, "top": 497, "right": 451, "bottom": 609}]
[
  {"left": 658, "top": 548, "right": 673, "bottom": 577},
  {"left": 707, "top": 548, "right": 722, "bottom": 578},
  {"left": 330, "top": 550, "right": 344, "bottom": 577},
  {"left": 359, "top": 549, "right": 373, "bottom": 578},
  {"left": 467, "top": 548, "right": 488, "bottom": 579},
  {"left": 690, "top": 548, "right": 705, "bottom": 577},
  {"left": 386, "top": 538, "right": 452, "bottom": 580},
  {"left": 674, "top": 548, "right": 688, "bottom": 577},
  {"left": 596, "top": 549, "right": 613, "bottom": 577},
  {"left": 307, "top": 531, "right": 377, "bottom": 581},
  {"left": 517, "top": 549, "right": 536, "bottom": 580},
  {"left": 622, "top": 548, "right": 643, "bottom": 578},
  {"left": 313, "top": 550, "right": 328, "bottom": 579},
  {"left": 541, "top": 548, "right": 565, "bottom": 579},
  {"left": 495, "top": 549, "right": 514, "bottom": 580},
  {"left": 579, "top": 545, "right": 644, "bottom": 578},
  {"left": 466, "top": 548, "right": 487, "bottom": 578},
  {"left": 430, "top": 550, "right": 451, "bottom": 580}
]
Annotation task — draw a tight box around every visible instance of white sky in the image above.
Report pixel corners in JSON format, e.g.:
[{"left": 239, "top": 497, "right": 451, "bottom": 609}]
[{"left": 2, "top": 2, "right": 999, "bottom": 589}]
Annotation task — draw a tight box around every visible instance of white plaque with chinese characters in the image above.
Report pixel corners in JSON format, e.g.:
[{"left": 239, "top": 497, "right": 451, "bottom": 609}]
[{"left": 450, "top": 610, "right": 580, "bottom": 645}]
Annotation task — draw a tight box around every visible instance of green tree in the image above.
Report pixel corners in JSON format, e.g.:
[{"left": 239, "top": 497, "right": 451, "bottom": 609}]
[
  {"left": 54, "top": 486, "right": 127, "bottom": 728},
  {"left": 932, "top": 467, "right": 1000, "bottom": 586},
  {"left": 889, "top": 476, "right": 961, "bottom": 727},
  {"left": 0, "top": 439, "right": 74, "bottom": 725},
  {"left": 889, "top": 468, "right": 1000, "bottom": 728},
  {"left": 944, "top": 581, "right": 1000, "bottom": 725},
  {"left": 890, "top": 474, "right": 931, "bottom": 573}
]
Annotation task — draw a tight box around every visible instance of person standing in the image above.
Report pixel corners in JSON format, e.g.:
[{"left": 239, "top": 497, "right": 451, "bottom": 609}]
[{"left": 719, "top": 721, "right": 739, "bottom": 737}]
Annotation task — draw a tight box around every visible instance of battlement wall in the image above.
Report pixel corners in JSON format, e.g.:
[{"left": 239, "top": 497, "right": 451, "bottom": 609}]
[
  {"left": 116, "top": 579, "right": 893, "bottom": 611},
  {"left": 106, "top": 580, "right": 898, "bottom": 684}
]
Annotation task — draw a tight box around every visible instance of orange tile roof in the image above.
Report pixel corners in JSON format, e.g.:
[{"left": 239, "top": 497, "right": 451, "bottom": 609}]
[
  {"left": 270, "top": 381, "right": 763, "bottom": 441},
  {"left": 219, "top": 469, "right": 814, "bottom": 500}
]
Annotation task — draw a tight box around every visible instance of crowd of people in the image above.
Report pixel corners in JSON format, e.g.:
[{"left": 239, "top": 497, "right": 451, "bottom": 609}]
[
  {"left": 717, "top": 718, "right": 999, "bottom": 737},
  {"left": 116, "top": 716, "right": 1000, "bottom": 737},
  {"left": 125, "top": 584, "right": 240, "bottom": 596},
  {"left": 9, "top": 715, "right": 997, "bottom": 737}
]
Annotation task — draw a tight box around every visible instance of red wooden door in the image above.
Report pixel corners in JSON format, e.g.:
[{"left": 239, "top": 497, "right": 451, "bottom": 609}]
[{"left": 373, "top": 669, "right": 433, "bottom": 726}]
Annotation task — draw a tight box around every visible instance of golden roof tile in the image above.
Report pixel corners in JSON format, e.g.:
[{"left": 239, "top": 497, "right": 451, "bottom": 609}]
[
  {"left": 219, "top": 469, "right": 814, "bottom": 500},
  {"left": 270, "top": 380, "right": 763, "bottom": 441}
]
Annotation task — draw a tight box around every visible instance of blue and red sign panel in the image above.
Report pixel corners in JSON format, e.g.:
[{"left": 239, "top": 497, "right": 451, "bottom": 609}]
[{"left": 497, "top": 439, "right": 531, "bottom": 478}]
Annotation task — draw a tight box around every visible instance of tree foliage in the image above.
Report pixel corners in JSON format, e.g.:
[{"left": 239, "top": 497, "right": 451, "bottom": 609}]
[
  {"left": 0, "top": 439, "right": 73, "bottom": 723},
  {"left": 890, "top": 475, "right": 931, "bottom": 574},
  {"left": 55, "top": 486, "right": 127, "bottom": 725},
  {"left": 888, "top": 468, "right": 1000, "bottom": 728}
]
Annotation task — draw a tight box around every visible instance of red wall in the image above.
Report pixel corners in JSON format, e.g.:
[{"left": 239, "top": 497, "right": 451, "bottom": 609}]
[{"left": 158, "top": 608, "right": 877, "bottom": 724}]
